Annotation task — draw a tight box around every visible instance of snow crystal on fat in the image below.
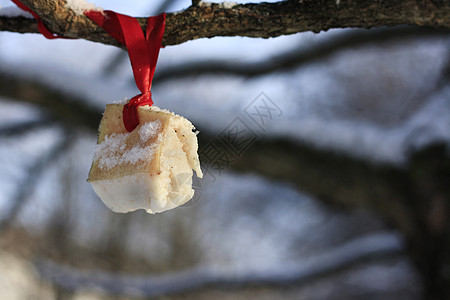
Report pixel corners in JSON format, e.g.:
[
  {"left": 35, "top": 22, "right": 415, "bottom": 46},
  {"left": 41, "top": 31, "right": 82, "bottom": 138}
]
[
  {"left": 139, "top": 120, "right": 161, "bottom": 142},
  {"left": 94, "top": 120, "right": 162, "bottom": 170}
]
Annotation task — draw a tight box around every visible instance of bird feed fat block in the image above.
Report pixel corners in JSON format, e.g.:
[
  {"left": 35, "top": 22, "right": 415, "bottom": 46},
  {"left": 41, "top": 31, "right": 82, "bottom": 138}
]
[{"left": 88, "top": 104, "right": 203, "bottom": 214}]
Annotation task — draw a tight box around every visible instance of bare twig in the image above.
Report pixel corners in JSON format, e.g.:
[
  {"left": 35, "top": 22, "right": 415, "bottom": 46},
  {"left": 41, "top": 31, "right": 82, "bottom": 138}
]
[{"left": 0, "top": 0, "right": 449, "bottom": 47}]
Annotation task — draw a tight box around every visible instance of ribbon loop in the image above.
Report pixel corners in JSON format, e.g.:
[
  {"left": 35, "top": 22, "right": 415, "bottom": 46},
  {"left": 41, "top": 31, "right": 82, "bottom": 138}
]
[{"left": 85, "top": 10, "right": 166, "bottom": 132}]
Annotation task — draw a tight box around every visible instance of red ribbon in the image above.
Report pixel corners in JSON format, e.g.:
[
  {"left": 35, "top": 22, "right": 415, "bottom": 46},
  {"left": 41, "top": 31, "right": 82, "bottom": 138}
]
[
  {"left": 85, "top": 11, "right": 165, "bottom": 132},
  {"left": 11, "top": 0, "right": 68, "bottom": 39}
]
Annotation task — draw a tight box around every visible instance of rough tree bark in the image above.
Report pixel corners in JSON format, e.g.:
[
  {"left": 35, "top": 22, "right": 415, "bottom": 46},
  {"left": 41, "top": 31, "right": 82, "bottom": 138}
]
[{"left": 0, "top": 0, "right": 448, "bottom": 46}]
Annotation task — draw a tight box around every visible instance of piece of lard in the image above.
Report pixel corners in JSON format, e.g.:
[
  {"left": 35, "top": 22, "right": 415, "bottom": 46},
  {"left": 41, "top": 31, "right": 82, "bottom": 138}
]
[{"left": 88, "top": 104, "right": 202, "bottom": 214}]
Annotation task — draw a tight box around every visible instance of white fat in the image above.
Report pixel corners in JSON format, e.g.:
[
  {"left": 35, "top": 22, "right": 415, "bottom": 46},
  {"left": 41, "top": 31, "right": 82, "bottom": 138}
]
[
  {"left": 91, "top": 171, "right": 194, "bottom": 214},
  {"left": 90, "top": 105, "right": 202, "bottom": 214}
]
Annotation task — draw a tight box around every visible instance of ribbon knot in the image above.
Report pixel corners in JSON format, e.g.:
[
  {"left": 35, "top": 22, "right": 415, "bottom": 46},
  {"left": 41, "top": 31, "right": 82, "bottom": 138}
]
[
  {"left": 85, "top": 10, "right": 166, "bottom": 132},
  {"left": 123, "top": 92, "right": 153, "bottom": 132}
]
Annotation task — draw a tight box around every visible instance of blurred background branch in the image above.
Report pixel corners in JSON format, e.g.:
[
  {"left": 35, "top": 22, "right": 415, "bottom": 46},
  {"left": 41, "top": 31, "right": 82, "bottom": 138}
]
[
  {"left": 153, "top": 27, "right": 450, "bottom": 83},
  {"left": 0, "top": 119, "right": 55, "bottom": 137},
  {"left": 0, "top": 130, "right": 74, "bottom": 234},
  {"left": 35, "top": 232, "right": 404, "bottom": 298}
]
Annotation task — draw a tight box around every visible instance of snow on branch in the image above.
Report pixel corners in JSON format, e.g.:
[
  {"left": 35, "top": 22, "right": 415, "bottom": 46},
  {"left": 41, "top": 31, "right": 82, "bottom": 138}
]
[
  {"left": 65, "top": 0, "right": 102, "bottom": 15},
  {"left": 0, "top": 0, "right": 449, "bottom": 47}
]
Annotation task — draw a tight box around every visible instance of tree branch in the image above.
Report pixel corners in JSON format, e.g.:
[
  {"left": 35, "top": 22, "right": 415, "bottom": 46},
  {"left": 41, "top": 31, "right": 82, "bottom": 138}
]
[
  {"left": 0, "top": 16, "right": 38, "bottom": 33},
  {"left": 0, "top": 0, "right": 449, "bottom": 47}
]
